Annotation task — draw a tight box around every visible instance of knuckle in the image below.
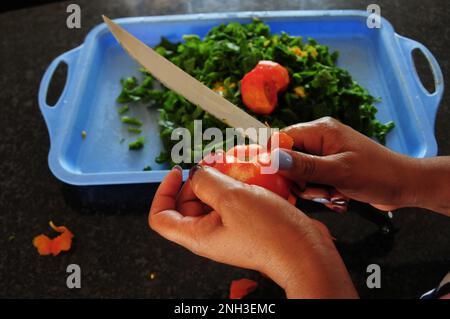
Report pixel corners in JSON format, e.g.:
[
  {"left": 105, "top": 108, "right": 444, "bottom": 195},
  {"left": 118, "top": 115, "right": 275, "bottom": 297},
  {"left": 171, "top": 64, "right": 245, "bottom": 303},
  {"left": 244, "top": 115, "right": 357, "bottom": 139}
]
[
  {"left": 332, "top": 153, "right": 355, "bottom": 186},
  {"left": 216, "top": 183, "right": 246, "bottom": 211},
  {"left": 296, "top": 153, "right": 317, "bottom": 179},
  {"left": 317, "top": 116, "right": 340, "bottom": 131}
]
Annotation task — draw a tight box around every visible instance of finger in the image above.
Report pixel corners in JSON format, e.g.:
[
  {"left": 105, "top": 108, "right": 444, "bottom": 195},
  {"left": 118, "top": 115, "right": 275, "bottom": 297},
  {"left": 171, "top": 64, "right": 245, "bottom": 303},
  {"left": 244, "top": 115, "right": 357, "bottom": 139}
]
[
  {"left": 189, "top": 165, "right": 247, "bottom": 214},
  {"left": 297, "top": 186, "right": 331, "bottom": 202},
  {"left": 149, "top": 166, "right": 183, "bottom": 216},
  {"left": 272, "top": 148, "right": 348, "bottom": 186},
  {"left": 281, "top": 117, "right": 346, "bottom": 155},
  {"left": 177, "top": 180, "right": 208, "bottom": 216},
  {"left": 281, "top": 120, "right": 327, "bottom": 154},
  {"left": 149, "top": 208, "right": 222, "bottom": 249}
]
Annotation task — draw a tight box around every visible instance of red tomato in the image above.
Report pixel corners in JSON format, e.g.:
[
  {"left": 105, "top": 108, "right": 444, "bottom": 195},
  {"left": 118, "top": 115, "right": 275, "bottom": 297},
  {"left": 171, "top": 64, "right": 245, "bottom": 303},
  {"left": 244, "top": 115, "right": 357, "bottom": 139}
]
[
  {"left": 247, "top": 172, "right": 291, "bottom": 199},
  {"left": 240, "top": 61, "right": 290, "bottom": 115},
  {"left": 256, "top": 60, "right": 290, "bottom": 92},
  {"left": 241, "top": 69, "right": 278, "bottom": 115},
  {"left": 202, "top": 145, "right": 291, "bottom": 200},
  {"left": 226, "top": 144, "right": 264, "bottom": 161}
]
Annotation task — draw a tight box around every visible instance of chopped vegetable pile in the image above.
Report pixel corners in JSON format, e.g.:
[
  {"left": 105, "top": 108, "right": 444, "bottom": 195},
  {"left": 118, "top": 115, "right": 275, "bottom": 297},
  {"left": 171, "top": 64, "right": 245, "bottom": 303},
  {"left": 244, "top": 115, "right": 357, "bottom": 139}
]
[{"left": 117, "top": 19, "right": 394, "bottom": 167}]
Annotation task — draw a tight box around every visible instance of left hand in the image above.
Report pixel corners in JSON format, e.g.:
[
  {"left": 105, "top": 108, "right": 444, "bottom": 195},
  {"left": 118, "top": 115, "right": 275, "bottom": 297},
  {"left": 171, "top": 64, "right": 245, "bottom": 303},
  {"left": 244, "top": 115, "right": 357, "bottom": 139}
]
[{"left": 149, "top": 165, "right": 357, "bottom": 298}]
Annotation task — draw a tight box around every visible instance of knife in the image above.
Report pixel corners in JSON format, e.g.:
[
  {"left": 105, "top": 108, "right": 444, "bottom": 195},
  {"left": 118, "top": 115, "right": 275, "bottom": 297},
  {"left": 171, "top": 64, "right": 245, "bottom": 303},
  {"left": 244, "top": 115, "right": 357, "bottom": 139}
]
[
  {"left": 102, "top": 16, "right": 383, "bottom": 218},
  {"left": 102, "top": 16, "right": 269, "bottom": 138}
]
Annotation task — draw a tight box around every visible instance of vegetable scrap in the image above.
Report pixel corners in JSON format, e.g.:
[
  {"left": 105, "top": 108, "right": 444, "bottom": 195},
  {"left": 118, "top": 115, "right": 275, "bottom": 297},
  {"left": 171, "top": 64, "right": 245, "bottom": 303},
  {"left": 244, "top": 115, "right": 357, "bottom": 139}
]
[
  {"left": 32, "top": 221, "right": 74, "bottom": 256},
  {"left": 121, "top": 116, "right": 143, "bottom": 126},
  {"left": 117, "top": 19, "right": 394, "bottom": 166},
  {"left": 118, "top": 104, "right": 130, "bottom": 115},
  {"left": 143, "top": 165, "right": 152, "bottom": 171},
  {"left": 128, "top": 127, "right": 142, "bottom": 134},
  {"left": 229, "top": 278, "right": 258, "bottom": 299},
  {"left": 128, "top": 136, "right": 145, "bottom": 150}
]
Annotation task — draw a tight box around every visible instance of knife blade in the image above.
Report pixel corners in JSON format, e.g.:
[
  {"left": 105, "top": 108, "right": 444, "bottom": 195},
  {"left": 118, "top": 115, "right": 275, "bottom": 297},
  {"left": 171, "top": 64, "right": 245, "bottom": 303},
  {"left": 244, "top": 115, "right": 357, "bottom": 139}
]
[{"left": 102, "top": 16, "right": 269, "bottom": 137}]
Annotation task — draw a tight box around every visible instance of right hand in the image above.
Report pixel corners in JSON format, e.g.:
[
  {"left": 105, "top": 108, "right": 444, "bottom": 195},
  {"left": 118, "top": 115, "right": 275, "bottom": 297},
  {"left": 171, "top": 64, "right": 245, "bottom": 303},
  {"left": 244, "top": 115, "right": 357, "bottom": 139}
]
[{"left": 274, "top": 117, "right": 422, "bottom": 211}]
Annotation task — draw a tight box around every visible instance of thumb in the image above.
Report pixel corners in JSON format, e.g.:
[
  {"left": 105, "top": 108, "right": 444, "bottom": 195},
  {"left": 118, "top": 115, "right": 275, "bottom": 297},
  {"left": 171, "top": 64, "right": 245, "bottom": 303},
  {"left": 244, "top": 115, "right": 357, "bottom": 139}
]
[
  {"left": 189, "top": 165, "right": 248, "bottom": 213},
  {"left": 272, "top": 148, "right": 347, "bottom": 185}
]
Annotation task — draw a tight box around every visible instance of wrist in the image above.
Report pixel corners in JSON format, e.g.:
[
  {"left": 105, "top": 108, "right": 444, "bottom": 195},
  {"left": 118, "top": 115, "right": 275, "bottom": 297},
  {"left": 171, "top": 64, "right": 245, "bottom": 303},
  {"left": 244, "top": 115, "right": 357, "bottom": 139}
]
[
  {"left": 262, "top": 228, "right": 357, "bottom": 298},
  {"left": 409, "top": 157, "right": 450, "bottom": 214}
]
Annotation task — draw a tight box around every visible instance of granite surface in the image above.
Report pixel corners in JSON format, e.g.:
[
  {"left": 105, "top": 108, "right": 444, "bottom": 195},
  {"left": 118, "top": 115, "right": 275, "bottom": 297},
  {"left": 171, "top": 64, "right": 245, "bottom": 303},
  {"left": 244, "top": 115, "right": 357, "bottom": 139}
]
[{"left": 0, "top": 0, "right": 449, "bottom": 298}]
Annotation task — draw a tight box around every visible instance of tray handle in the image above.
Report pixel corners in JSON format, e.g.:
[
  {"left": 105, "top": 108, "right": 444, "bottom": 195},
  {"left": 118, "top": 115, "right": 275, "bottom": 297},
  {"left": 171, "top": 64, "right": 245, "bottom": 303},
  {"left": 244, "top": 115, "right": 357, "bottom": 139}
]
[
  {"left": 38, "top": 46, "right": 81, "bottom": 137},
  {"left": 396, "top": 35, "right": 444, "bottom": 127}
]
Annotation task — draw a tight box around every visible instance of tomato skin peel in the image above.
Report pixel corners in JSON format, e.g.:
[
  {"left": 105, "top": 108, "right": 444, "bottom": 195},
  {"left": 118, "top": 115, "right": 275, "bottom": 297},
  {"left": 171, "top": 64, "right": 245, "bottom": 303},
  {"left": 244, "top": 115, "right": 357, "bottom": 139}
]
[
  {"left": 33, "top": 221, "right": 74, "bottom": 256},
  {"left": 229, "top": 278, "right": 258, "bottom": 299}
]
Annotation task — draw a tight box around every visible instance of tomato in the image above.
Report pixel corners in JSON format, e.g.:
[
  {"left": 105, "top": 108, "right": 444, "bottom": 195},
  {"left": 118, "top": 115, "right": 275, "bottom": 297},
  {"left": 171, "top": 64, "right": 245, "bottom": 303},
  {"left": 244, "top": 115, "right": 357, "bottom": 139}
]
[
  {"left": 202, "top": 145, "right": 291, "bottom": 199},
  {"left": 255, "top": 60, "right": 290, "bottom": 92},
  {"left": 241, "top": 68, "right": 278, "bottom": 115},
  {"left": 226, "top": 144, "right": 264, "bottom": 161},
  {"left": 240, "top": 61, "right": 290, "bottom": 115}
]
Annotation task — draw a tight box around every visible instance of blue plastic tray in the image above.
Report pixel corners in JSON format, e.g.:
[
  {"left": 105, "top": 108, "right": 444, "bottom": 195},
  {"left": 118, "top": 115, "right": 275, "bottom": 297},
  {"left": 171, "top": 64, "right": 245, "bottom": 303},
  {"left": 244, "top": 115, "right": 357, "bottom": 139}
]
[{"left": 39, "top": 11, "right": 444, "bottom": 186}]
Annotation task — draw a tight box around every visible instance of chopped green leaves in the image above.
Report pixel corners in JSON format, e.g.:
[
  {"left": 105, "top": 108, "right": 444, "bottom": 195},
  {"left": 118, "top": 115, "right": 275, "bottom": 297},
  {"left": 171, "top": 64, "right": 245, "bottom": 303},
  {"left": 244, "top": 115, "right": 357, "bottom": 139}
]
[
  {"left": 118, "top": 105, "right": 130, "bottom": 115},
  {"left": 121, "top": 116, "right": 143, "bottom": 126},
  {"left": 117, "top": 19, "right": 394, "bottom": 166},
  {"left": 127, "top": 127, "right": 142, "bottom": 134},
  {"left": 128, "top": 137, "right": 145, "bottom": 150}
]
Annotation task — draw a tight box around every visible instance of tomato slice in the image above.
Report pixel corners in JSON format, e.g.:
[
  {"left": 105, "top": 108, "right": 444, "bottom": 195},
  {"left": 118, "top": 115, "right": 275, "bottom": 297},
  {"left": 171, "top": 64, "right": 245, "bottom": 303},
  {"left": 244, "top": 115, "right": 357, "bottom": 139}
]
[{"left": 241, "top": 69, "right": 278, "bottom": 115}]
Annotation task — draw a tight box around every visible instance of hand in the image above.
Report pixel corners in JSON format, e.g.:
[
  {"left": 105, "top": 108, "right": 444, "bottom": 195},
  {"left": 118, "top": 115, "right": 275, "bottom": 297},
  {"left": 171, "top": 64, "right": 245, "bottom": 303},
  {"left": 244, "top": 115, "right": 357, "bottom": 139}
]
[
  {"left": 274, "top": 117, "right": 422, "bottom": 211},
  {"left": 149, "top": 165, "right": 357, "bottom": 298}
]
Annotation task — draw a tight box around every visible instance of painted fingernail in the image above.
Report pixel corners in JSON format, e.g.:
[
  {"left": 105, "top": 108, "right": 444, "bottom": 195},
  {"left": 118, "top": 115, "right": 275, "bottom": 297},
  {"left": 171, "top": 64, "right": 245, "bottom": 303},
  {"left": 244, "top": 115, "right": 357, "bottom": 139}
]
[
  {"left": 188, "top": 164, "right": 202, "bottom": 180},
  {"left": 312, "top": 197, "right": 331, "bottom": 204},
  {"left": 331, "top": 199, "right": 348, "bottom": 206},
  {"left": 273, "top": 148, "right": 293, "bottom": 170},
  {"left": 173, "top": 165, "right": 183, "bottom": 173}
]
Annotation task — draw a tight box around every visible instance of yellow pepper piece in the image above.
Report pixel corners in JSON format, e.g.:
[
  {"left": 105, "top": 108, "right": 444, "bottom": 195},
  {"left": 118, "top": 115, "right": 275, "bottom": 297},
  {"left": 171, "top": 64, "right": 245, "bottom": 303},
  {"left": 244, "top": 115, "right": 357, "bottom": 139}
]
[{"left": 294, "top": 86, "right": 307, "bottom": 98}]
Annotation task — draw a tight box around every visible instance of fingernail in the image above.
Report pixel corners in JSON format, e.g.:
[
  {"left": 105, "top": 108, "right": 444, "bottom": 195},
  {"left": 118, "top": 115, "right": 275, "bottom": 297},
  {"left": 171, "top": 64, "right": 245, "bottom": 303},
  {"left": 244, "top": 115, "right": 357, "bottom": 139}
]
[
  {"left": 188, "top": 164, "right": 202, "bottom": 180},
  {"left": 273, "top": 149, "right": 293, "bottom": 170},
  {"left": 331, "top": 199, "right": 348, "bottom": 206},
  {"left": 173, "top": 165, "right": 182, "bottom": 173},
  {"left": 312, "top": 197, "right": 331, "bottom": 204}
]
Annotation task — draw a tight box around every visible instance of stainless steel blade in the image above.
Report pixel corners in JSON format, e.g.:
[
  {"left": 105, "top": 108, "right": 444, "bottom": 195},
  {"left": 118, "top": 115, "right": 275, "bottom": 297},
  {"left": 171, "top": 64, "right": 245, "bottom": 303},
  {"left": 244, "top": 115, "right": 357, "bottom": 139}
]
[{"left": 103, "top": 16, "right": 269, "bottom": 135}]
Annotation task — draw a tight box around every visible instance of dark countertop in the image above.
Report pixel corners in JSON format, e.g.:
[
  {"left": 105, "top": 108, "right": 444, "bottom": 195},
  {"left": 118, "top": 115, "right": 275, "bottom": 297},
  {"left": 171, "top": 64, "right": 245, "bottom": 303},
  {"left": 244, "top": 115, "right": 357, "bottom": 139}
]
[{"left": 0, "top": 0, "right": 449, "bottom": 298}]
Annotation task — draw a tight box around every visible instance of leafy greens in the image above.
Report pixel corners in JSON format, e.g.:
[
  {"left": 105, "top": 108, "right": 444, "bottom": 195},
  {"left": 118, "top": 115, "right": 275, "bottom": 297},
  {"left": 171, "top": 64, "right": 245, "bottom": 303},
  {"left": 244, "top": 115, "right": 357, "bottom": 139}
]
[{"left": 117, "top": 19, "right": 394, "bottom": 167}]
